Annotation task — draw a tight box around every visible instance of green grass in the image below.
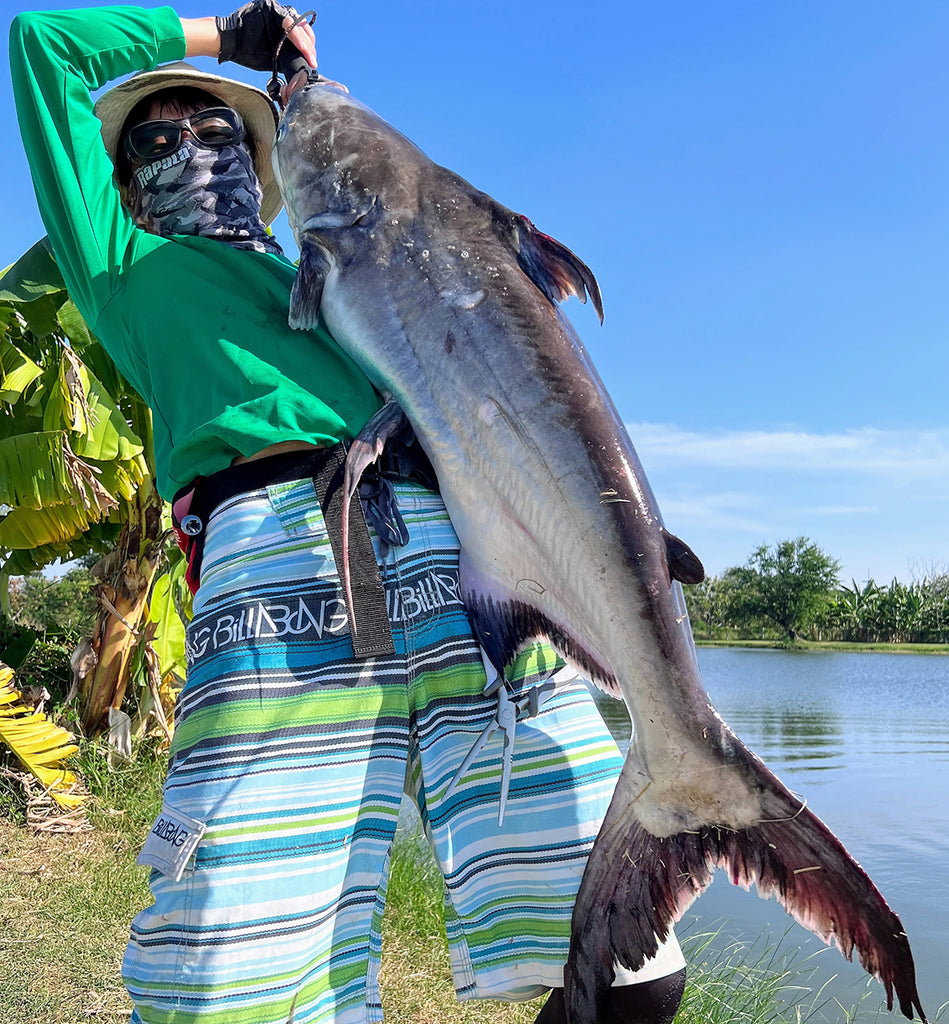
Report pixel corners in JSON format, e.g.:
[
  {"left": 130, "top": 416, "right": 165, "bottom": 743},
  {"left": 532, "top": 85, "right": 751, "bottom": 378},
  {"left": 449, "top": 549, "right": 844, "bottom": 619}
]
[
  {"left": 695, "top": 638, "right": 949, "bottom": 654},
  {"left": 73, "top": 738, "right": 167, "bottom": 831},
  {"left": 677, "top": 925, "right": 882, "bottom": 1024},
  {"left": 0, "top": 741, "right": 162, "bottom": 1023},
  {"left": 1, "top": 738, "right": 933, "bottom": 1024}
]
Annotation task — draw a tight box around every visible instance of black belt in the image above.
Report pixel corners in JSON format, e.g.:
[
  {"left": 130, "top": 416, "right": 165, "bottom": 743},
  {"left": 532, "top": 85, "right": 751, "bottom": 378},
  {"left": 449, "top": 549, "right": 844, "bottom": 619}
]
[{"left": 172, "top": 444, "right": 396, "bottom": 659}]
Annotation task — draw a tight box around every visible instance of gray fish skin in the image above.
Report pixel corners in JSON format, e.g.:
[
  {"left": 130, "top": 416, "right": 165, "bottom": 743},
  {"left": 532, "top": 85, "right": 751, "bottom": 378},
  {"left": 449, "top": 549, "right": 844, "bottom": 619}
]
[{"left": 272, "top": 82, "right": 925, "bottom": 1023}]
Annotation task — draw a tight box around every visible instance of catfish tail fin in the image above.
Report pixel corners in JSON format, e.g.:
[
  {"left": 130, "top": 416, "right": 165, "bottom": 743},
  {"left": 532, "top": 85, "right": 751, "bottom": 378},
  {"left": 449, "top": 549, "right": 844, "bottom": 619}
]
[{"left": 565, "top": 758, "right": 927, "bottom": 1024}]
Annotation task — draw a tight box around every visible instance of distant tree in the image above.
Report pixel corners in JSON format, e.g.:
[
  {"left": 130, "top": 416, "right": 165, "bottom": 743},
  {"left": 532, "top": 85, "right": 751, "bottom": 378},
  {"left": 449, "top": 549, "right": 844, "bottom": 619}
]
[
  {"left": 736, "top": 538, "right": 841, "bottom": 642},
  {"left": 718, "top": 565, "right": 768, "bottom": 636},
  {"left": 9, "top": 566, "right": 96, "bottom": 636},
  {"left": 683, "top": 576, "right": 717, "bottom": 638},
  {"left": 684, "top": 573, "right": 745, "bottom": 639},
  {"left": 915, "top": 574, "right": 949, "bottom": 643}
]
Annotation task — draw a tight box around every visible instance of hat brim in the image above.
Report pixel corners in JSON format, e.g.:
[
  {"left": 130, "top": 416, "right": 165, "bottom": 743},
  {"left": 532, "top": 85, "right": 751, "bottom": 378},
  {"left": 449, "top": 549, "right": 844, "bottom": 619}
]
[{"left": 95, "top": 62, "right": 282, "bottom": 225}]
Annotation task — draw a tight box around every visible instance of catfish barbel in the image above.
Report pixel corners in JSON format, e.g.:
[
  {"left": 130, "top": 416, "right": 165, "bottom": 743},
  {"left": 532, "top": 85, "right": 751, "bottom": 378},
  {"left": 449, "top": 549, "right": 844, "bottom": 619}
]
[{"left": 272, "top": 80, "right": 926, "bottom": 1023}]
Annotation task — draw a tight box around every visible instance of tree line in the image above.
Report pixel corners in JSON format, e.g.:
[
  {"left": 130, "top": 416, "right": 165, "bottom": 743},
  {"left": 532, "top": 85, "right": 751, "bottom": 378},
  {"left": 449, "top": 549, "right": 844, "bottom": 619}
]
[
  {"left": 9, "top": 536, "right": 947, "bottom": 671},
  {"left": 683, "top": 536, "right": 949, "bottom": 645}
]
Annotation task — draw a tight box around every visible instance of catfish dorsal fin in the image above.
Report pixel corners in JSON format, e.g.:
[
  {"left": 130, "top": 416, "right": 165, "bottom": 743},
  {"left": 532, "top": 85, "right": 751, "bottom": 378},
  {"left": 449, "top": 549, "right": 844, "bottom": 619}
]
[
  {"left": 662, "top": 527, "right": 704, "bottom": 584},
  {"left": 512, "top": 214, "right": 604, "bottom": 323},
  {"left": 288, "top": 236, "right": 331, "bottom": 331}
]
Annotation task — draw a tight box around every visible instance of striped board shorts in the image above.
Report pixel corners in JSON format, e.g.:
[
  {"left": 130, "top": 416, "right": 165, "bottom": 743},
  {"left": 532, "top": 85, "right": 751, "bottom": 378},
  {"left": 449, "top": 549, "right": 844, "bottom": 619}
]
[{"left": 124, "top": 479, "right": 684, "bottom": 1024}]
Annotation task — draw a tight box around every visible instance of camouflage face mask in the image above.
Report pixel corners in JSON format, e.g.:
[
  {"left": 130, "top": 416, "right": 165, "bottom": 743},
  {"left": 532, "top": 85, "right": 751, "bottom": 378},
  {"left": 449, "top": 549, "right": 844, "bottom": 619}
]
[{"left": 128, "top": 139, "right": 283, "bottom": 256}]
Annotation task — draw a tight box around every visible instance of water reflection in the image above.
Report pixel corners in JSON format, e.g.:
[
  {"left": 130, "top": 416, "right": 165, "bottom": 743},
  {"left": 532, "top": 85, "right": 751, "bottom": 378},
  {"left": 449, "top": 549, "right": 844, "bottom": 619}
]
[
  {"left": 591, "top": 689, "right": 630, "bottom": 744},
  {"left": 751, "top": 709, "right": 845, "bottom": 764},
  {"left": 592, "top": 682, "right": 850, "bottom": 773}
]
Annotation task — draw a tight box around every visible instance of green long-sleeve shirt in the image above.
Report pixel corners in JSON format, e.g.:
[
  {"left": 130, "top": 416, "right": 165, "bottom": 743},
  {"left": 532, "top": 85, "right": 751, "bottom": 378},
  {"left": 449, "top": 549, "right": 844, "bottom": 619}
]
[{"left": 10, "top": 5, "right": 382, "bottom": 499}]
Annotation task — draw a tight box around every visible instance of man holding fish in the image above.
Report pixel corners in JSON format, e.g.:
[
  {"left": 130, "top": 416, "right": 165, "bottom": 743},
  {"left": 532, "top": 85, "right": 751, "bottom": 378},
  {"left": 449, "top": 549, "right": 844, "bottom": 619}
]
[{"left": 10, "top": 1, "right": 688, "bottom": 1021}]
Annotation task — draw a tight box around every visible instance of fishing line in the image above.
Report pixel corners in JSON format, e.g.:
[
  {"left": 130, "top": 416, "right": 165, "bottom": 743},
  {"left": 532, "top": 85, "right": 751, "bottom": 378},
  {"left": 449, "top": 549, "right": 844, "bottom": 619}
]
[
  {"left": 755, "top": 794, "right": 809, "bottom": 824},
  {"left": 268, "top": 8, "right": 318, "bottom": 106}
]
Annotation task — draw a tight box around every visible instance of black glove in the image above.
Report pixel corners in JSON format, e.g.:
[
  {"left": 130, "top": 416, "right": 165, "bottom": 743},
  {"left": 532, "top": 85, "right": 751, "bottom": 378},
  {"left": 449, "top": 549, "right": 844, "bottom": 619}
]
[{"left": 217, "top": 0, "right": 309, "bottom": 77}]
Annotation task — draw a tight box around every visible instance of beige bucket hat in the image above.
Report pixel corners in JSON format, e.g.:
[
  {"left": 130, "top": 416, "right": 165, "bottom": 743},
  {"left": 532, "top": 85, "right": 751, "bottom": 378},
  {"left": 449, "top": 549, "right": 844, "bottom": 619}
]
[{"left": 94, "top": 61, "right": 282, "bottom": 224}]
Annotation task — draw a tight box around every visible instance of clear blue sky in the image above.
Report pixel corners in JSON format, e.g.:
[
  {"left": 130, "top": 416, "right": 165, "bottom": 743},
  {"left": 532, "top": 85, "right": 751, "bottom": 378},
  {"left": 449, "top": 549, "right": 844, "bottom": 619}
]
[{"left": 3, "top": 0, "right": 949, "bottom": 585}]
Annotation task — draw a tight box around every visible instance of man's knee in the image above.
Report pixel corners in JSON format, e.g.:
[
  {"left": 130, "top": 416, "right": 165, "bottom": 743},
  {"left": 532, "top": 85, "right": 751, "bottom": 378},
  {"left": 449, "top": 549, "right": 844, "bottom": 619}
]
[{"left": 534, "top": 968, "right": 686, "bottom": 1024}]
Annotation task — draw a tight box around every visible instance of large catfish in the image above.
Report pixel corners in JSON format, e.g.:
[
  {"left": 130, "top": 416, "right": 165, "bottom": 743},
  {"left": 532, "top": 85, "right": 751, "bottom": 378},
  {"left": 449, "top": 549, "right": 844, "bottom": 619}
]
[{"left": 272, "top": 80, "right": 926, "bottom": 1022}]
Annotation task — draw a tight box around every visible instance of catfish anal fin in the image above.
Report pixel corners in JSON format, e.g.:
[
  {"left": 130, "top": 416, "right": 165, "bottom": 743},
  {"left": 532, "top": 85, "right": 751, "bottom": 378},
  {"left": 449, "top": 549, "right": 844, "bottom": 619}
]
[{"left": 662, "top": 527, "right": 704, "bottom": 585}]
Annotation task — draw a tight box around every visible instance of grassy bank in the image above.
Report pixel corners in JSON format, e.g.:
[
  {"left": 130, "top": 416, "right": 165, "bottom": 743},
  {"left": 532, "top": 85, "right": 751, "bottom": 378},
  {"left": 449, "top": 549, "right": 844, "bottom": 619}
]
[
  {"left": 695, "top": 638, "right": 949, "bottom": 654},
  {"left": 0, "top": 740, "right": 907, "bottom": 1024},
  {"left": 0, "top": 744, "right": 165, "bottom": 1023}
]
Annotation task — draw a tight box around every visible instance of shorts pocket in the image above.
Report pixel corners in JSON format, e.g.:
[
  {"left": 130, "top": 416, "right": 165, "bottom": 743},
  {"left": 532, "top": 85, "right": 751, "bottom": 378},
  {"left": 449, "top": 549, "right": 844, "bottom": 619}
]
[{"left": 137, "top": 802, "right": 207, "bottom": 882}]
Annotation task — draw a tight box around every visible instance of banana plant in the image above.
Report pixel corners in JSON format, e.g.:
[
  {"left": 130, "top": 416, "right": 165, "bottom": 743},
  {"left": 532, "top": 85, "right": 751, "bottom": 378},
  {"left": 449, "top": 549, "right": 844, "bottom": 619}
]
[
  {"left": 0, "top": 241, "right": 148, "bottom": 576},
  {"left": 0, "top": 239, "right": 187, "bottom": 739}
]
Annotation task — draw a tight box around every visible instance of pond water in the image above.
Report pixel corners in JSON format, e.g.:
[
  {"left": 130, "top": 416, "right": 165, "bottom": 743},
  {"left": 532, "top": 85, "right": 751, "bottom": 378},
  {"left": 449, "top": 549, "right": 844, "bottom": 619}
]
[{"left": 593, "top": 648, "right": 949, "bottom": 1021}]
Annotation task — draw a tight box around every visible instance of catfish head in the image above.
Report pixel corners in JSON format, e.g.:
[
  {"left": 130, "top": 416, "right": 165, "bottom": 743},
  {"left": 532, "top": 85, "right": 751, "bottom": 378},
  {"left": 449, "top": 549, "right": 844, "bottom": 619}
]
[{"left": 272, "top": 80, "right": 428, "bottom": 244}]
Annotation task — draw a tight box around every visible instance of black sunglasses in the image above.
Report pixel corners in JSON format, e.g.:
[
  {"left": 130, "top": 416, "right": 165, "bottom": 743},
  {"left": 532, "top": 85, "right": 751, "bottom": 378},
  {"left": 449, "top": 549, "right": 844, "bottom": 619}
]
[{"left": 124, "top": 106, "right": 245, "bottom": 164}]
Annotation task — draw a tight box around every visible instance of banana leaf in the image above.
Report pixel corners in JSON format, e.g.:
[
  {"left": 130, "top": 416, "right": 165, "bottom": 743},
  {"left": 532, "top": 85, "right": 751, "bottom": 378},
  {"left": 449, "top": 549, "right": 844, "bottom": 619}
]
[
  {"left": 0, "top": 431, "right": 122, "bottom": 516},
  {"left": 0, "top": 663, "right": 84, "bottom": 809},
  {"left": 42, "top": 348, "right": 91, "bottom": 435},
  {"left": 0, "top": 431, "right": 75, "bottom": 509},
  {"left": 148, "top": 564, "right": 188, "bottom": 681},
  {"left": 0, "top": 501, "right": 98, "bottom": 551},
  {"left": 2, "top": 522, "right": 122, "bottom": 577},
  {"left": 71, "top": 365, "right": 145, "bottom": 463},
  {"left": 0, "top": 337, "right": 42, "bottom": 403},
  {"left": 56, "top": 298, "right": 95, "bottom": 351},
  {"left": 0, "top": 237, "right": 63, "bottom": 304}
]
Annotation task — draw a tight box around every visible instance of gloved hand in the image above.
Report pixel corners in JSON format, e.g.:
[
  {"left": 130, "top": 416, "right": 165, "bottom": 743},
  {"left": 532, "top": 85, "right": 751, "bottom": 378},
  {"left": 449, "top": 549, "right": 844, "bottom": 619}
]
[{"left": 216, "top": 0, "right": 314, "bottom": 80}]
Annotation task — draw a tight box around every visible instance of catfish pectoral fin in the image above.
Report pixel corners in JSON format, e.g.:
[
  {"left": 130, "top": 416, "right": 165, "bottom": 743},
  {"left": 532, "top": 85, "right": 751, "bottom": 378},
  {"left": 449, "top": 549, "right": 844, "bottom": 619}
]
[
  {"left": 565, "top": 770, "right": 927, "bottom": 1024},
  {"left": 288, "top": 237, "right": 331, "bottom": 330}
]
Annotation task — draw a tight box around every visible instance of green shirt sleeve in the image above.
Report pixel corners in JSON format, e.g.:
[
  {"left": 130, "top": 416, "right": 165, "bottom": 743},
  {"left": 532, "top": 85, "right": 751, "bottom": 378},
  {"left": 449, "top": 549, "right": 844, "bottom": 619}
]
[{"left": 10, "top": 5, "right": 186, "bottom": 325}]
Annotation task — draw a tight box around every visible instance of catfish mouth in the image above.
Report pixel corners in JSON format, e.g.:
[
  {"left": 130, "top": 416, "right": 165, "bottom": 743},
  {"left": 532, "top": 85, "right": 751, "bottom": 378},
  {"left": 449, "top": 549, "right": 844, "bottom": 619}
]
[
  {"left": 300, "top": 211, "right": 367, "bottom": 231},
  {"left": 297, "top": 195, "right": 380, "bottom": 234}
]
